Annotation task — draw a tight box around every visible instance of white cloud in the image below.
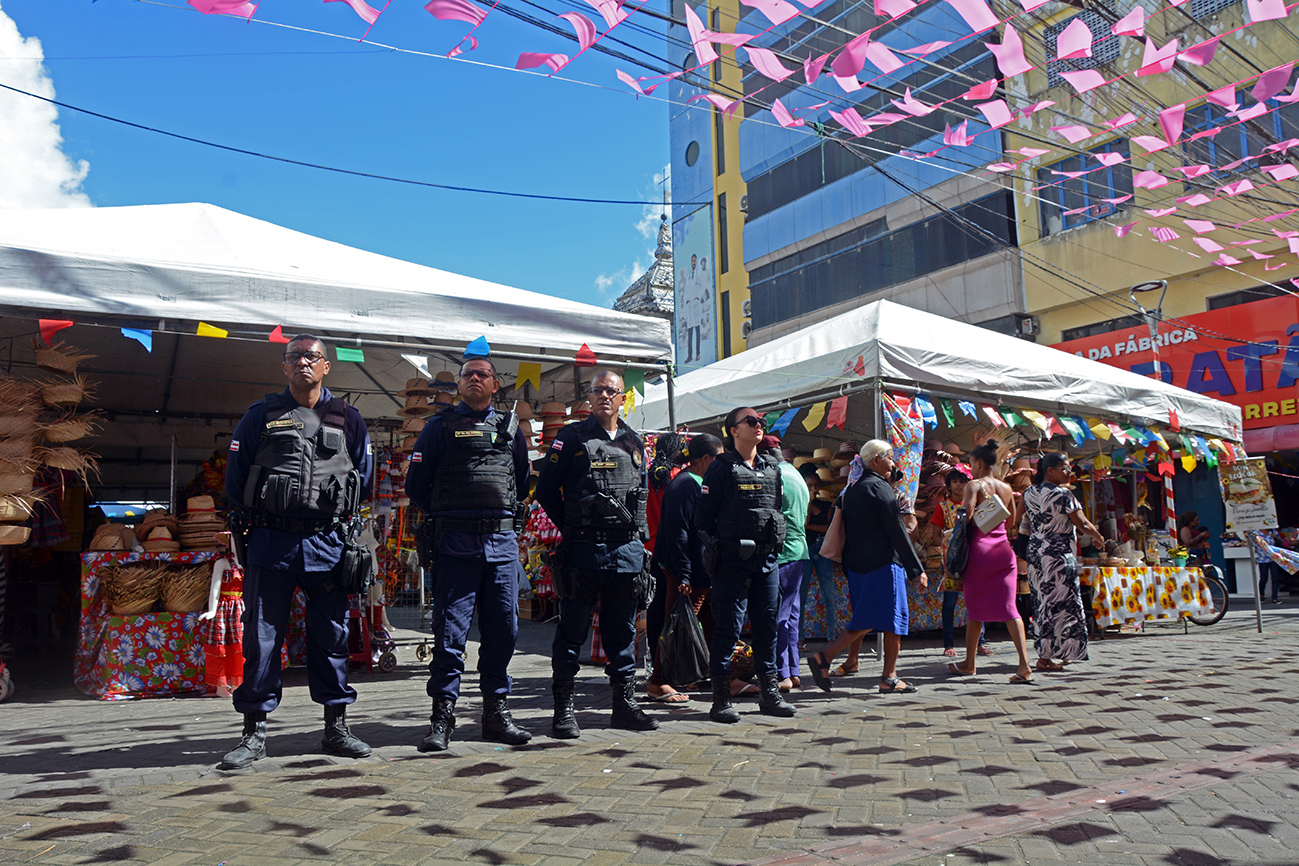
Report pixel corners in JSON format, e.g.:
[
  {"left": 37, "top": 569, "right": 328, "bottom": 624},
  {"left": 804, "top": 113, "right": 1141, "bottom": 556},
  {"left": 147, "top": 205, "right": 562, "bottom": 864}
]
[
  {"left": 594, "top": 258, "right": 648, "bottom": 301},
  {"left": 0, "top": 6, "right": 91, "bottom": 209},
  {"left": 595, "top": 165, "right": 668, "bottom": 301}
]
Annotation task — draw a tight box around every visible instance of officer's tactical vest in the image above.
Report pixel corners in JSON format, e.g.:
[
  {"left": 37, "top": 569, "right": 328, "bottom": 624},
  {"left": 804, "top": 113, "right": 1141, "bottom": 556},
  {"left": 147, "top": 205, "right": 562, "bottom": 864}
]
[
  {"left": 243, "top": 392, "right": 358, "bottom": 517},
  {"left": 562, "top": 429, "right": 647, "bottom": 530},
  {"left": 715, "top": 453, "right": 786, "bottom": 550},
  {"left": 429, "top": 411, "right": 518, "bottom": 513}
]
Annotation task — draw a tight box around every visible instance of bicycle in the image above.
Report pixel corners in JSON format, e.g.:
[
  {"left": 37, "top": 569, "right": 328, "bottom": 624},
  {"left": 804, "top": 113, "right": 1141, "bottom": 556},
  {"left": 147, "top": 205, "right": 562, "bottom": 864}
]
[{"left": 1186, "top": 561, "right": 1229, "bottom": 627}]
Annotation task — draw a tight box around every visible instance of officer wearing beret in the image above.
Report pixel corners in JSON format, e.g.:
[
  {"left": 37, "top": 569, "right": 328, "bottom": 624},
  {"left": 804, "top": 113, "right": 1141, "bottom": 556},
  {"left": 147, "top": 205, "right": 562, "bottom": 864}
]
[
  {"left": 221, "top": 334, "right": 373, "bottom": 769},
  {"left": 405, "top": 355, "right": 532, "bottom": 751},
  {"left": 535, "top": 370, "right": 657, "bottom": 738}
]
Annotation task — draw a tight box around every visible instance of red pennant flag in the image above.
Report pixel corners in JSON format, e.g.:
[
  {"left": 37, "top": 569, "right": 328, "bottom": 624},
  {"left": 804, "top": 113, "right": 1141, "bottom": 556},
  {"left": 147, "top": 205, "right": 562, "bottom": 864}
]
[
  {"left": 825, "top": 396, "right": 848, "bottom": 430},
  {"left": 268, "top": 325, "right": 291, "bottom": 344},
  {"left": 1158, "top": 460, "right": 1175, "bottom": 477},
  {"left": 1043, "top": 413, "right": 1067, "bottom": 438},
  {"left": 1168, "top": 409, "right": 1180, "bottom": 431},
  {"left": 574, "top": 343, "right": 597, "bottom": 367},
  {"left": 39, "top": 319, "right": 74, "bottom": 344}
]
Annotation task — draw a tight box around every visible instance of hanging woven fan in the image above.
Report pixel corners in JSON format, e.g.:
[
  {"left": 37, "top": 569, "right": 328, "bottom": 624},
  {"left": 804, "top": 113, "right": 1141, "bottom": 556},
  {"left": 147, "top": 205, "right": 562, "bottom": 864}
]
[
  {"left": 33, "top": 339, "right": 96, "bottom": 375},
  {"left": 0, "top": 378, "right": 41, "bottom": 411},
  {"left": 39, "top": 413, "right": 101, "bottom": 444},
  {"left": 40, "top": 374, "right": 96, "bottom": 408}
]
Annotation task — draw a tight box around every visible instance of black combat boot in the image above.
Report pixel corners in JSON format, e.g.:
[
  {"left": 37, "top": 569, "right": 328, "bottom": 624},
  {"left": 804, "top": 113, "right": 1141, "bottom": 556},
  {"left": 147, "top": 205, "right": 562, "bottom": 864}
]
[
  {"left": 757, "top": 671, "right": 796, "bottom": 717},
  {"left": 610, "top": 678, "right": 658, "bottom": 731},
  {"left": 321, "top": 704, "right": 372, "bottom": 758},
  {"left": 551, "top": 679, "right": 580, "bottom": 739},
  {"left": 419, "top": 697, "right": 456, "bottom": 752},
  {"left": 219, "top": 712, "right": 267, "bottom": 769},
  {"left": 709, "top": 678, "right": 740, "bottom": 724},
  {"left": 482, "top": 694, "right": 531, "bottom": 745}
]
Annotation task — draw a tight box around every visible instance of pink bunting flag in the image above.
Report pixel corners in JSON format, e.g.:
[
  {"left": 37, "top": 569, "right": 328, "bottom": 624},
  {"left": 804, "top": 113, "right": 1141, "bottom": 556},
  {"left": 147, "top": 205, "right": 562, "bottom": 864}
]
[
  {"left": 740, "top": 0, "right": 801, "bottom": 25},
  {"left": 963, "top": 79, "right": 998, "bottom": 100},
  {"left": 1252, "top": 62, "right": 1295, "bottom": 104},
  {"left": 1183, "top": 194, "right": 1214, "bottom": 207},
  {"left": 830, "top": 107, "right": 871, "bottom": 136},
  {"left": 875, "top": 0, "right": 917, "bottom": 16},
  {"left": 447, "top": 35, "right": 478, "bottom": 57},
  {"left": 1206, "top": 86, "right": 1240, "bottom": 111},
  {"left": 1266, "top": 259, "right": 1290, "bottom": 271},
  {"left": 771, "top": 98, "right": 805, "bottom": 128},
  {"left": 1184, "top": 219, "right": 1217, "bottom": 233},
  {"left": 324, "top": 0, "right": 381, "bottom": 24},
  {"left": 1292, "top": 238, "right": 1299, "bottom": 253},
  {"left": 1181, "top": 37, "right": 1219, "bottom": 66},
  {"left": 1263, "top": 163, "right": 1299, "bottom": 181},
  {"left": 558, "top": 12, "right": 599, "bottom": 51},
  {"left": 1248, "top": 249, "right": 1274, "bottom": 261},
  {"left": 189, "top": 0, "right": 256, "bottom": 16},
  {"left": 1108, "top": 423, "right": 1130, "bottom": 442},
  {"left": 1061, "top": 69, "right": 1106, "bottom": 93},
  {"left": 803, "top": 53, "right": 829, "bottom": 84},
  {"left": 1056, "top": 17, "right": 1094, "bottom": 59},
  {"left": 988, "top": 26, "right": 1032, "bottom": 77},
  {"left": 425, "top": 0, "right": 486, "bottom": 24},
  {"left": 1232, "top": 102, "right": 1270, "bottom": 122},
  {"left": 1102, "top": 194, "right": 1133, "bottom": 204},
  {"left": 684, "top": 4, "right": 719, "bottom": 65},
  {"left": 1111, "top": 5, "right": 1144, "bottom": 36},
  {"left": 746, "top": 46, "right": 795, "bottom": 81},
  {"left": 1275, "top": 229, "right": 1299, "bottom": 238},
  {"left": 865, "top": 41, "right": 904, "bottom": 73},
  {"left": 583, "top": 0, "right": 628, "bottom": 28},
  {"left": 268, "top": 325, "right": 291, "bottom": 344},
  {"left": 689, "top": 92, "right": 742, "bottom": 115},
  {"left": 1051, "top": 170, "right": 1089, "bottom": 179},
  {"left": 1146, "top": 207, "right": 1177, "bottom": 217},
  {"left": 1115, "top": 223, "right": 1136, "bottom": 238},
  {"left": 1151, "top": 226, "right": 1180, "bottom": 242},
  {"left": 1093, "top": 151, "right": 1127, "bottom": 166},
  {"left": 893, "top": 87, "right": 936, "bottom": 116},
  {"left": 1131, "top": 135, "right": 1172, "bottom": 152},
  {"left": 830, "top": 31, "right": 870, "bottom": 80},
  {"left": 1133, "top": 170, "right": 1170, "bottom": 189},
  {"left": 1218, "top": 179, "right": 1255, "bottom": 196},
  {"left": 616, "top": 69, "right": 659, "bottom": 95},
  {"left": 1246, "top": 0, "right": 1288, "bottom": 22},
  {"left": 986, "top": 162, "right": 1018, "bottom": 172},
  {"left": 1014, "top": 146, "right": 1051, "bottom": 157},
  {"left": 976, "top": 99, "right": 1014, "bottom": 128},
  {"left": 1193, "top": 237, "right": 1225, "bottom": 252},
  {"left": 945, "top": 0, "right": 999, "bottom": 33},
  {"left": 942, "top": 120, "right": 974, "bottom": 146},
  {"left": 517, "top": 52, "right": 569, "bottom": 71},
  {"left": 1136, "top": 37, "right": 1178, "bottom": 76},
  {"left": 1176, "top": 165, "right": 1213, "bottom": 178},
  {"left": 1213, "top": 254, "right": 1243, "bottom": 266},
  {"left": 1050, "top": 124, "right": 1093, "bottom": 144},
  {"left": 1019, "top": 100, "right": 1055, "bottom": 117},
  {"left": 900, "top": 40, "right": 952, "bottom": 55},
  {"left": 1106, "top": 112, "right": 1138, "bottom": 129},
  {"left": 1159, "top": 104, "right": 1186, "bottom": 144}
]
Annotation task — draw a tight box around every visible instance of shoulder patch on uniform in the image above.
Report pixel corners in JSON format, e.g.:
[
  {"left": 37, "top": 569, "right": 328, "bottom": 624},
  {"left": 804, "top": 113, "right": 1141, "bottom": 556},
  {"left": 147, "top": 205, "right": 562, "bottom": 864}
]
[
  {"left": 551, "top": 439, "right": 563, "bottom": 451},
  {"left": 701, "top": 485, "right": 709, "bottom": 494},
  {"left": 229, "top": 440, "right": 240, "bottom": 452},
  {"left": 411, "top": 452, "right": 423, "bottom": 463},
  {"left": 549, "top": 452, "right": 560, "bottom": 463},
  {"left": 632, "top": 450, "right": 642, "bottom": 466}
]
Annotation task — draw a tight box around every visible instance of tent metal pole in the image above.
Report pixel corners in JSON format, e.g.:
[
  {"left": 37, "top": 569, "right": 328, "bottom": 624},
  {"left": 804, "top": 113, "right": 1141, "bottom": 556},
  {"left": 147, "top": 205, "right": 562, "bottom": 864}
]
[
  {"left": 666, "top": 364, "right": 677, "bottom": 431},
  {"left": 872, "top": 380, "right": 884, "bottom": 664},
  {"left": 169, "top": 433, "right": 177, "bottom": 514}
]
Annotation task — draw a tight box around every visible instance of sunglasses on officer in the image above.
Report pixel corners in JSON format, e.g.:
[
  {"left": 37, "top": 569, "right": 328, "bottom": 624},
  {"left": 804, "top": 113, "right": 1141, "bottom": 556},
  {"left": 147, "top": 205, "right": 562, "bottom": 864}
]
[{"left": 736, "top": 415, "right": 764, "bottom": 429}]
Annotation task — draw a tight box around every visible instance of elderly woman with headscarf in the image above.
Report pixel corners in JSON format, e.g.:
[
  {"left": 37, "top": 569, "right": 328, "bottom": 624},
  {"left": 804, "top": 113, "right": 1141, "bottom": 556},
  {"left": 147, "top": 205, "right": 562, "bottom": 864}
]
[{"left": 807, "top": 440, "right": 929, "bottom": 695}]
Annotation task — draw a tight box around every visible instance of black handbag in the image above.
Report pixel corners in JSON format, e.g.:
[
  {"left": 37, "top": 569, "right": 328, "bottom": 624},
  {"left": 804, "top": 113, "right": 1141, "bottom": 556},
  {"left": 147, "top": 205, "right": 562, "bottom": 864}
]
[
  {"left": 658, "top": 593, "right": 710, "bottom": 687},
  {"left": 945, "top": 506, "right": 970, "bottom": 578}
]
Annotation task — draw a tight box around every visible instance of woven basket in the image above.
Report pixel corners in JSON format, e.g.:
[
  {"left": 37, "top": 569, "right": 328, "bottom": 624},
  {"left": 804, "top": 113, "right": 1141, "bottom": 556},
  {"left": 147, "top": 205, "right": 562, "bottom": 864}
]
[
  {"left": 103, "top": 563, "right": 165, "bottom": 615},
  {"left": 0, "top": 437, "right": 35, "bottom": 462},
  {"left": 0, "top": 524, "right": 30, "bottom": 545},
  {"left": 34, "top": 339, "right": 96, "bottom": 375},
  {"left": 40, "top": 414, "right": 100, "bottom": 444},
  {"left": 41, "top": 374, "right": 95, "bottom": 408},
  {"left": 0, "top": 412, "right": 40, "bottom": 438},
  {"left": 0, "top": 493, "right": 37, "bottom": 523},
  {"left": 162, "top": 564, "right": 212, "bottom": 613},
  {"left": 0, "top": 470, "right": 35, "bottom": 496}
]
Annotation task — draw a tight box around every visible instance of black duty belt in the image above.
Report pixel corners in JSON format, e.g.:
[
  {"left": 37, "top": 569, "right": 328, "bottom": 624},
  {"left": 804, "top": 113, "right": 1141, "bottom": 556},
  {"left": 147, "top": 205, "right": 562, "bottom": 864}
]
[
  {"left": 568, "top": 527, "right": 637, "bottom": 545},
  {"left": 250, "top": 513, "right": 340, "bottom": 534},
  {"left": 438, "top": 516, "right": 513, "bottom": 534}
]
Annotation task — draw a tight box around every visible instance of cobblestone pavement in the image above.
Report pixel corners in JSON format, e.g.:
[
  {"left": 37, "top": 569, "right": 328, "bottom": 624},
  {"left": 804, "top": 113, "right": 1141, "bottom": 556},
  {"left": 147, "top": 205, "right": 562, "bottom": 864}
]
[{"left": 2, "top": 599, "right": 1298, "bottom": 866}]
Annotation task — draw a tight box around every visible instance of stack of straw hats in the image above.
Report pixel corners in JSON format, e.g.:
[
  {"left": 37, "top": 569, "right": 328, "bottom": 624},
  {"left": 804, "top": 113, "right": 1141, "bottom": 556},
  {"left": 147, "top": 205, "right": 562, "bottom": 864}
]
[
  {"left": 89, "top": 522, "right": 139, "bottom": 552},
  {"left": 136, "top": 510, "right": 181, "bottom": 553},
  {"left": 31, "top": 340, "right": 101, "bottom": 488},
  {"left": 538, "top": 402, "right": 568, "bottom": 451},
  {"left": 179, "top": 495, "right": 224, "bottom": 551}
]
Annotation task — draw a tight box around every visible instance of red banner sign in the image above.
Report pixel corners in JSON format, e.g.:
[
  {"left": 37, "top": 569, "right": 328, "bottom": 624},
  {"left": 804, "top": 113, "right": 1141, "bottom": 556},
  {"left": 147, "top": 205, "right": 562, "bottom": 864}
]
[{"left": 1052, "top": 294, "right": 1299, "bottom": 431}]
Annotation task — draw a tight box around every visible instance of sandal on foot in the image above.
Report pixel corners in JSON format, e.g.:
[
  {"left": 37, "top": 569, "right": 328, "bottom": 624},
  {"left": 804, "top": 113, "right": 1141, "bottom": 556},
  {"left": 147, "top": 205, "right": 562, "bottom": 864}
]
[
  {"left": 942, "top": 648, "right": 957, "bottom": 657},
  {"left": 828, "top": 664, "right": 859, "bottom": 677},
  {"left": 945, "top": 663, "right": 975, "bottom": 677},
  {"left": 1008, "top": 673, "right": 1036, "bottom": 684},
  {"left": 976, "top": 645, "right": 993, "bottom": 656},
  {"left": 879, "top": 677, "right": 918, "bottom": 694},
  {"left": 807, "top": 652, "right": 833, "bottom": 692},
  {"left": 647, "top": 687, "right": 691, "bottom": 703},
  {"left": 1035, "top": 659, "right": 1064, "bottom": 672}
]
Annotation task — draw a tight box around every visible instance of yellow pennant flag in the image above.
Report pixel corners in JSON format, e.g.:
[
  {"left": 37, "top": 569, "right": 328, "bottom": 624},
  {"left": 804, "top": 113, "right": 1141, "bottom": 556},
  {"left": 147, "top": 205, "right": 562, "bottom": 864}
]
[
  {"left": 801, "top": 402, "right": 827, "bottom": 431},
  {"left": 1020, "top": 409, "right": 1048, "bottom": 431},
  {"left": 516, "top": 361, "right": 542, "bottom": 391},
  {"left": 1181, "top": 452, "right": 1197, "bottom": 473},
  {"left": 1151, "top": 430, "right": 1169, "bottom": 451},
  {"left": 1093, "top": 453, "right": 1112, "bottom": 470},
  {"left": 1087, "top": 418, "right": 1111, "bottom": 440},
  {"left": 196, "top": 322, "right": 228, "bottom": 338},
  {"left": 621, "top": 388, "right": 636, "bottom": 415}
]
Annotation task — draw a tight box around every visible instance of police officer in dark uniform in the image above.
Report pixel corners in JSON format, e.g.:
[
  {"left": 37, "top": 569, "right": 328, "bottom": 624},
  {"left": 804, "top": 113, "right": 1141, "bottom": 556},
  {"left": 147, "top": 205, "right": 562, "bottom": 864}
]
[
  {"left": 695, "top": 406, "right": 796, "bottom": 724},
  {"left": 534, "top": 369, "right": 657, "bottom": 738},
  {"left": 221, "top": 334, "right": 373, "bottom": 769},
  {"left": 405, "top": 355, "right": 532, "bottom": 752}
]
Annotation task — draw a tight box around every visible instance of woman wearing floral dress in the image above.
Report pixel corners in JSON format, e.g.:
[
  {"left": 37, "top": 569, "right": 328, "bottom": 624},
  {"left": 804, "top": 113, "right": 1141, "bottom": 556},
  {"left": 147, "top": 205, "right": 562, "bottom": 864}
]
[{"left": 1021, "top": 453, "right": 1104, "bottom": 672}]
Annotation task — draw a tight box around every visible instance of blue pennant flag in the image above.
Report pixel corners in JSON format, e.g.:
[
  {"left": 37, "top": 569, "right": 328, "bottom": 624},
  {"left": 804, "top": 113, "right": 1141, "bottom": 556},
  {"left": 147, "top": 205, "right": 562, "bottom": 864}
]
[
  {"left": 121, "top": 328, "right": 152, "bottom": 353},
  {"left": 958, "top": 400, "right": 977, "bottom": 418},
  {"left": 913, "top": 395, "right": 939, "bottom": 429},
  {"left": 768, "top": 407, "right": 800, "bottom": 436},
  {"left": 463, "top": 336, "right": 491, "bottom": 359}
]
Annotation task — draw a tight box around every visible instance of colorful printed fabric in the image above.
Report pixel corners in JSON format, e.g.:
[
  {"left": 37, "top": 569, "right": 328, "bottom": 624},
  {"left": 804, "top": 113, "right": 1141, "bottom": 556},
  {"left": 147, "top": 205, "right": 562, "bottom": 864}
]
[
  {"left": 1080, "top": 566, "right": 1213, "bottom": 627},
  {"left": 1249, "top": 530, "right": 1299, "bottom": 574},
  {"left": 801, "top": 562, "right": 966, "bottom": 638},
  {"left": 883, "top": 394, "right": 923, "bottom": 507}
]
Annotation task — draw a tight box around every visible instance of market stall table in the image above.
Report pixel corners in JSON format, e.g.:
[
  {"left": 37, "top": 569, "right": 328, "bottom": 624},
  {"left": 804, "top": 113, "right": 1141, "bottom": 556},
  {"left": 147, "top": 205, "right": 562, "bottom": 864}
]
[{"left": 1080, "top": 565, "right": 1214, "bottom": 629}]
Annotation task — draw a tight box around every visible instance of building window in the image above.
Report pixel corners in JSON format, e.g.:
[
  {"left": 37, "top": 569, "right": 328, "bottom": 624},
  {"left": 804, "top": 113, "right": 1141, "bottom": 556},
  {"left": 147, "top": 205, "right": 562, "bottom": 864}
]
[
  {"left": 711, "top": 8, "right": 721, "bottom": 82},
  {"left": 1188, "top": 0, "right": 1241, "bottom": 18},
  {"left": 1183, "top": 97, "right": 1291, "bottom": 174},
  {"left": 1037, "top": 140, "right": 1134, "bottom": 236},
  {"left": 717, "top": 192, "right": 729, "bottom": 274},
  {"left": 1061, "top": 315, "right": 1144, "bottom": 342},
  {"left": 1045, "top": 8, "right": 1119, "bottom": 90},
  {"left": 1207, "top": 285, "right": 1287, "bottom": 310},
  {"left": 685, "top": 140, "right": 700, "bottom": 167},
  {"left": 714, "top": 109, "right": 726, "bottom": 176},
  {"left": 721, "top": 290, "right": 732, "bottom": 357}
]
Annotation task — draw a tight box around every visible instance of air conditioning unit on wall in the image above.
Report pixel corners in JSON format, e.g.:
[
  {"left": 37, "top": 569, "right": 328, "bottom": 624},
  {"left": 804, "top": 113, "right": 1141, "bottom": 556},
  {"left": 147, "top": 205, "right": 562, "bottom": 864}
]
[
  {"left": 741, "top": 298, "right": 751, "bottom": 317},
  {"left": 741, "top": 321, "right": 752, "bottom": 340},
  {"left": 738, "top": 194, "right": 749, "bottom": 212}
]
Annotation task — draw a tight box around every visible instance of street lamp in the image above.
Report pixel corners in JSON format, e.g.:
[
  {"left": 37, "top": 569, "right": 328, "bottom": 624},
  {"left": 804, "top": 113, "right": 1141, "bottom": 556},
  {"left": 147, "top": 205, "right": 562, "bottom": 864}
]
[{"left": 1130, "top": 280, "right": 1169, "bottom": 383}]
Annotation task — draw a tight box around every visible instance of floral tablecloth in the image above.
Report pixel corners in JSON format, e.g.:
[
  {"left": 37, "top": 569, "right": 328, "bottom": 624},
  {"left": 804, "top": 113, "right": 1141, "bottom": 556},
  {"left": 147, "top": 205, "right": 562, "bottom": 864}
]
[
  {"left": 1079, "top": 565, "right": 1213, "bottom": 628},
  {"left": 802, "top": 563, "right": 966, "bottom": 638}
]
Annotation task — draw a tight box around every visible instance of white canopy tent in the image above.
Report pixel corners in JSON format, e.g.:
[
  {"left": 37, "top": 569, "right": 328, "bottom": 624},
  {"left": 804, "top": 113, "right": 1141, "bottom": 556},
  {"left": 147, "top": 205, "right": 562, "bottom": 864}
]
[
  {"left": 631, "top": 299, "right": 1242, "bottom": 443},
  {"left": 0, "top": 203, "right": 673, "bottom": 499}
]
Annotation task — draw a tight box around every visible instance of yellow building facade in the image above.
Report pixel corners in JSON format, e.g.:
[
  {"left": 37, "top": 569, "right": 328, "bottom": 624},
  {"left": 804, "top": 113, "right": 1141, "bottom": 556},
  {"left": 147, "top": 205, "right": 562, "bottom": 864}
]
[{"left": 710, "top": 0, "right": 751, "bottom": 360}]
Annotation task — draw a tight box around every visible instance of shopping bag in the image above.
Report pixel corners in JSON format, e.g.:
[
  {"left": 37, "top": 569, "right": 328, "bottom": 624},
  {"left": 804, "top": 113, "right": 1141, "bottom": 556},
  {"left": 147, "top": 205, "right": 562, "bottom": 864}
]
[
  {"left": 972, "top": 480, "right": 1011, "bottom": 533},
  {"left": 945, "top": 506, "right": 970, "bottom": 578},
  {"left": 658, "top": 593, "right": 710, "bottom": 687},
  {"left": 819, "top": 505, "right": 846, "bottom": 563}
]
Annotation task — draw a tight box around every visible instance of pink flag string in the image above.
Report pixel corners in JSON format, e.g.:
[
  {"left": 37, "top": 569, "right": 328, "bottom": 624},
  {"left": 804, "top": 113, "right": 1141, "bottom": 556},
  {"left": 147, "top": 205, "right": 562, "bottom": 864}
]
[{"left": 324, "top": 0, "right": 381, "bottom": 24}]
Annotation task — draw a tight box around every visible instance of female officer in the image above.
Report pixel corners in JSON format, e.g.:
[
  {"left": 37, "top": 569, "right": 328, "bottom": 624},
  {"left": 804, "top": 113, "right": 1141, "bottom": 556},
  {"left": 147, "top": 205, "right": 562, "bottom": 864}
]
[{"left": 695, "top": 407, "right": 797, "bottom": 723}]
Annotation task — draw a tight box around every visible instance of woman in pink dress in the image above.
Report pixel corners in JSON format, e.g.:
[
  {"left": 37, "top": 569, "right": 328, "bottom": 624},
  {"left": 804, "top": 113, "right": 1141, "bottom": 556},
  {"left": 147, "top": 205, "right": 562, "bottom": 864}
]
[{"left": 946, "top": 440, "right": 1034, "bottom": 684}]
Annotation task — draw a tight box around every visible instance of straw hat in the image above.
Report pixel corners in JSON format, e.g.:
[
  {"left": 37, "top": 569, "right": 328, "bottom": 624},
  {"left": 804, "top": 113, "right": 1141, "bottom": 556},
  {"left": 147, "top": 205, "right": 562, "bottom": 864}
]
[
  {"left": 34, "top": 340, "right": 96, "bottom": 375},
  {"left": 397, "top": 378, "right": 439, "bottom": 398},
  {"left": 943, "top": 440, "right": 966, "bottom": 456},
  {"left": 433, "top": 392, "right": 456, "bottom": 407},
  {"left": 540, "top": 402, "right": 567, "bottom": 417},
  {"left": 432, "top": 371, "right": 457, "bottom": 390},
  {"left": 0, "top": 524, "right": 31, "bottom": 545},
  {"left": 142, "top": 538, "right": 180, "bottom": 553},
  {"left": 831, "top": 441, "right": 857, "bottom": 467},
  {"left": 90, "top": 522, "right": 137, "bottom": 551},
  {"left": 816, "top": 467, "right": 835, "bottom": 482},
  {"left": 397, "top": 394, "right": 435, "bottom": 418},
  {"left": 0, "top": 492, "right": 36, "bottom": 523},
  {"left": 400, "top": 417, "right": 427, "bottom": 434},
  {"left": 514, "top": 400, "right": 536, "bottom": 421},
  {"left": 570, "top": 400, "right": 591, "bottom": 418},
  {"left": 811, "top": 447, "right": 834, "bottom": 464},
  {"left": 792, "top": 456, "right": 813, "bottom": 469},
  {"left": 186, "top": 495, "right": 216, "bottom": 514},
  {"left": 135, "top": 510, "right": 179, "bottom": 543},
  {"left": 179, "top": 497, "right": 224, "bottom": 550},
  {"left": 41, "top": 374, "right": 94, "bottom": 408},
  {"left": 398, "top": 435, "right": 417, "bottom": 453}
]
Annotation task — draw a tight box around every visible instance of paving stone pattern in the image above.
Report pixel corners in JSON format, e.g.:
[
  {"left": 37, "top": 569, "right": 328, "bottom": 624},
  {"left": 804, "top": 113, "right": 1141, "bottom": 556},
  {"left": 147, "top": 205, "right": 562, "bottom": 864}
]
[{"left": 2, "top": 602, "right": 1298, "bottom": 865}]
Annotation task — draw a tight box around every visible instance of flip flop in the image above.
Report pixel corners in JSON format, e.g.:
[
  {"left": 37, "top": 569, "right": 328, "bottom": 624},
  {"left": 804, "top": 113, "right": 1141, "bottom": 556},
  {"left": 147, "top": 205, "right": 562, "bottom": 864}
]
[
  {"left": 942, "top": 648, "right": 957, "bottom": 657},
  {"left": 945, "top": 663, "right": 975, "bottom": 677},
  {"left": 1008, "top": 674, "right": 1036, "bottom": 685},
  {"left": 730, "top": 680, "right": 759, "bottom": 697},
  {"left": 647, "top": 688, "right": 691, "bottom": 703},
  {"left": 828, "top": 664, "right": 859, "bottom": 677},
  {"left": 807, "top": 651, "right": 833, "bottom": 692}
]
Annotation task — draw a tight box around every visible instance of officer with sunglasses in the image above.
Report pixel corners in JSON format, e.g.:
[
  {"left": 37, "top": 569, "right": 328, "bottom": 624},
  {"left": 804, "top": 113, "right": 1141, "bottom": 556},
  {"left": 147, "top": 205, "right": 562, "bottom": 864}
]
[
  {"left": 405, "top": 356, "right": 533, "bottom": 752},
  {"left": 535, "top": 370, "right": 658, "bottom": 738},
  {"left": 695, "top": 407, "right": 796, "bottom": 723},
  {"left": 221, "top": 334, "right": 373, "bottom": 769}
]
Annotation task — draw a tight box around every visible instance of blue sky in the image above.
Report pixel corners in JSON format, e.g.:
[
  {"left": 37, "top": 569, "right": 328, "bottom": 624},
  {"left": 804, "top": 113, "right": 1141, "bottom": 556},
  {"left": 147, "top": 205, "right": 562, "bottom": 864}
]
[{"left": 0, "top": 0, "right": 671, "bottom": 305}]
